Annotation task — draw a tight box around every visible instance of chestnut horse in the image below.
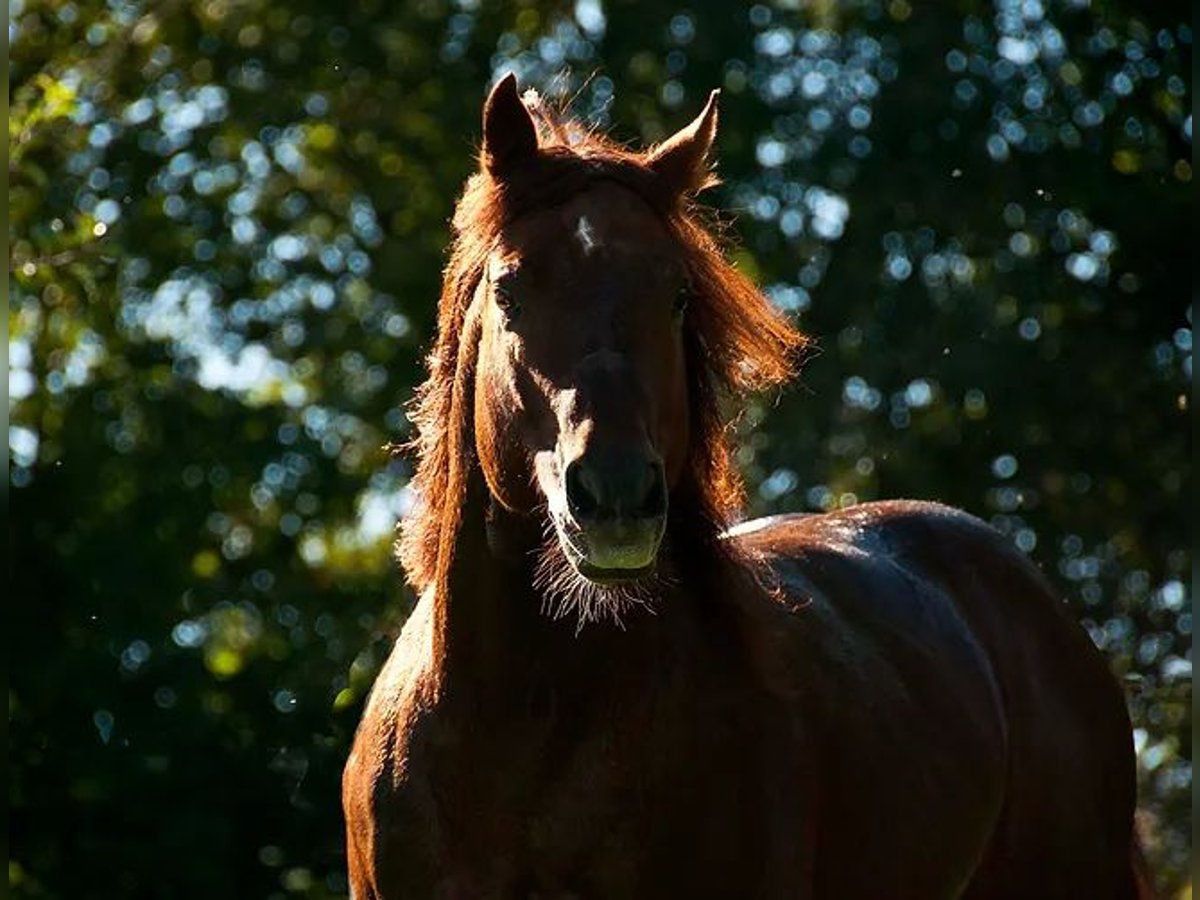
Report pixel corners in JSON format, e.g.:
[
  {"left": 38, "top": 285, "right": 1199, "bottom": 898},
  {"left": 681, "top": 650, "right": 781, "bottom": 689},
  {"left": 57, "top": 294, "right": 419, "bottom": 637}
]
[{"left": 344, "top": 75, "right": 1148, "bottom": 899}]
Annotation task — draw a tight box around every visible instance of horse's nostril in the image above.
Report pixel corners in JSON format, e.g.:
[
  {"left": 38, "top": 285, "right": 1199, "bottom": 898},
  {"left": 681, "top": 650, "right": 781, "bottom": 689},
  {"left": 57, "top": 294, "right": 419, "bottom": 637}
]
[
  {"left": 565, "top": 461, "right": 600, "bottom": 520},
  {"left": 565, "top": 456, "right": 666, "bottom": 522}
]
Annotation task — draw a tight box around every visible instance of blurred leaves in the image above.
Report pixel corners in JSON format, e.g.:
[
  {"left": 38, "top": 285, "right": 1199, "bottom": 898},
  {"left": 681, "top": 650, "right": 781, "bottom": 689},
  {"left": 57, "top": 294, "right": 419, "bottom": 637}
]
[{"left": 8, "top": 0, "right": 1190, "bottom": 896}]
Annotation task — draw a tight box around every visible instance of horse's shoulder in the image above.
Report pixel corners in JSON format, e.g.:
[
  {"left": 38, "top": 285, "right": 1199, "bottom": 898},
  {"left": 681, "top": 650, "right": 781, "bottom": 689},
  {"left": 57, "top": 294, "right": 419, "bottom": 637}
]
[{"left": 343, "top": 591, "right": 443, "bottom": 887}]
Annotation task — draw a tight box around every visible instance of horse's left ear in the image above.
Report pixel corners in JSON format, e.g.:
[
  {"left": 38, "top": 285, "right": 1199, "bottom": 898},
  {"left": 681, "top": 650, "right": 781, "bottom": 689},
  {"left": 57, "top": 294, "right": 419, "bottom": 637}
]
[
  {"left": 646, "top": 89, "right": 720, "bottom": 196},
  {"left": 482, "top": 73, "right": 539, "bottom": 177}
]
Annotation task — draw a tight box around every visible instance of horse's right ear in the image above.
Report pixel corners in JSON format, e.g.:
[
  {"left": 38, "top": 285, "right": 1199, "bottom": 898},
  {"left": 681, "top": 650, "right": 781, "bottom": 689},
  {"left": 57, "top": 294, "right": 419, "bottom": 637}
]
[
  {"left": 646, "top": 89, "right": 720, "bottom": 197},
  {"left": 482, "top": 73, "right": 538, "bottom": 177}
]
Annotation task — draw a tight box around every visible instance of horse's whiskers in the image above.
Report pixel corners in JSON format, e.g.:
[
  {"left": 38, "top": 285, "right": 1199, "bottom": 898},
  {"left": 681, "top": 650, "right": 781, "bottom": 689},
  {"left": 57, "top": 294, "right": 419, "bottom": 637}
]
[{"left": 532, "top": 528, "right": 662, "bottom": 633}]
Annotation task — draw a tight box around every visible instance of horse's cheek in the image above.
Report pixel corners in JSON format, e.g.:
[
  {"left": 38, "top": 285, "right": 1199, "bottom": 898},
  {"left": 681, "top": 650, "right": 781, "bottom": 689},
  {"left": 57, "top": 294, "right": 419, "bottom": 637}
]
[{"left": 474, "top": 363, "right": 535, "bottom": 512}]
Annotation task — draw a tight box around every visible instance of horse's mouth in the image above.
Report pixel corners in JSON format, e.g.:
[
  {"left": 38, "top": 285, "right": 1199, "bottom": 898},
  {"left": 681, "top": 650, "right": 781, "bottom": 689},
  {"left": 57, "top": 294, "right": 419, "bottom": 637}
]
[
  {"left": 552, "top": 513, "right": 665, "bottom": 584},
  {"left": 574, "top": 560, "right": 657, "bottom": 585}
]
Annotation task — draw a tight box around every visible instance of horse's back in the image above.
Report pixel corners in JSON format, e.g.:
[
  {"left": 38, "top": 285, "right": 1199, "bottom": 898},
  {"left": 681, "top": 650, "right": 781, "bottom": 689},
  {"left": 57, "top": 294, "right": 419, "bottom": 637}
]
[{"left": 729, "top": 500, "right": 1139, "bottom": 899}]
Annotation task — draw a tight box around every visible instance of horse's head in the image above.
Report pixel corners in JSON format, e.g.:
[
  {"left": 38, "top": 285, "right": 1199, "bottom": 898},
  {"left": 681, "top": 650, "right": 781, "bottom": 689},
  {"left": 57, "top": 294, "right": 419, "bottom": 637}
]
[
  {"left": 472, "top": 76, "right": 722, "bottom": 592},
  {"left": 400, "top": 76, "right": 803, "bottom": 623}
]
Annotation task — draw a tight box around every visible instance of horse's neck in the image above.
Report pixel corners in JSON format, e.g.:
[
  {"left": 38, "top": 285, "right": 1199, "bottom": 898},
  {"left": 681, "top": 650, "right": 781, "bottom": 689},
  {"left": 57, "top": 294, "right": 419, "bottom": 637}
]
[
  {"left": 428, "top": 481, "right": 723, "bottom": 710},
  {"left": 429, "top": 483, "right": 540, "bottom": 700}
]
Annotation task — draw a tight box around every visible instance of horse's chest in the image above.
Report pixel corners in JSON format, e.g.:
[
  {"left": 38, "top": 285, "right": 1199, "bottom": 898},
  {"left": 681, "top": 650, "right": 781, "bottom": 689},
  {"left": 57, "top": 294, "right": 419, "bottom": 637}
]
[
  {"left": 413, "top": 690, "right": 776, "bottom": 898},
  {"left": 428, "top": 717, "right": 650, "bottom": 885}
]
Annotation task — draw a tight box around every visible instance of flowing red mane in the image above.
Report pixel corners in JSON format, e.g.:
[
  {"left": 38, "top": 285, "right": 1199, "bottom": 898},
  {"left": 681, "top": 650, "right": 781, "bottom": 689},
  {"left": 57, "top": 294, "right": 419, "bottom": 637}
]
[{"left": 397, "top": 94, "right": 807, "bottom": 592}]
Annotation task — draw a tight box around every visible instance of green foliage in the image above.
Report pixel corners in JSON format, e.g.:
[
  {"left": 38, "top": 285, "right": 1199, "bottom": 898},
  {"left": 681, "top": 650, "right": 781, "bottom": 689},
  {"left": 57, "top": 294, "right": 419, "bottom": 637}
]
[{"left": 8, "top": 0, "right": 1190, "bottom": 895}]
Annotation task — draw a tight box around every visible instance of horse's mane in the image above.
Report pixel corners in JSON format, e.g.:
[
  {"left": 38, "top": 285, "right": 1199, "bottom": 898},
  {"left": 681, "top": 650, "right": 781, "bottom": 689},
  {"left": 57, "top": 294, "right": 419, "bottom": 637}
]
[{"left": 398, "top": 92, "right": 807, "bottom": 593}]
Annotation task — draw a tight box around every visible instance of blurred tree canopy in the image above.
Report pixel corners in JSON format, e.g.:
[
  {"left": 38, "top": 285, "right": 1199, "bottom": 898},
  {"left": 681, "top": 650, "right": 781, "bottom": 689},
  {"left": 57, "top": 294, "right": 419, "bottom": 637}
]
[{"left": 8, "top": 0, "right": 1191, "bottom": 896}]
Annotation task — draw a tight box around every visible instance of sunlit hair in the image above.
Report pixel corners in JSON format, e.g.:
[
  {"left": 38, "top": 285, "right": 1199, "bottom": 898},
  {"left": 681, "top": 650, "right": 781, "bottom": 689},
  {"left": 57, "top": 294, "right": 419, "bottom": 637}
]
[{"left": 397, "top": 93, "right": 807, "bottom": 597}]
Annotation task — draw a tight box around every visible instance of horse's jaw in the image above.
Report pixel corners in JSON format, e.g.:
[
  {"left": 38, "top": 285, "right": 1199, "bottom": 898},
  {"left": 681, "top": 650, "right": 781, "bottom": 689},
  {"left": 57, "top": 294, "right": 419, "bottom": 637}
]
[{"left": 531, "top": 510, "right": 667, "bottom": 630}]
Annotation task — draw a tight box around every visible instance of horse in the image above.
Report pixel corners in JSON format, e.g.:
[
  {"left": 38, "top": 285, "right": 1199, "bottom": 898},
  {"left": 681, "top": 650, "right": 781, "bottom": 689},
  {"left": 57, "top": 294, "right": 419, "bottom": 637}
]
[{"left": 343, "top": 74, "right": 1150, "bottom": 899}]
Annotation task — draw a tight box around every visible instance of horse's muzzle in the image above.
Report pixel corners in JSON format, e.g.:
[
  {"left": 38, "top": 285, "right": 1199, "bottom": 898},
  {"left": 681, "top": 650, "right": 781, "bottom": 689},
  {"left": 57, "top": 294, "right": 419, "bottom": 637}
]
[
  {"left": 562, "top": 516, "right": 665, "bottom": 580},
  {"left": 556, "top": 451, "right": 667, "bottom": 578}
]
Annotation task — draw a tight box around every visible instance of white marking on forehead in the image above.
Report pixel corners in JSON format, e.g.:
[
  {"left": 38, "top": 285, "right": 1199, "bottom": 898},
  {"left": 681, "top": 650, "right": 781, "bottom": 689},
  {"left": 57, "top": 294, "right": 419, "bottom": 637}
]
[{"left": 574, "top": 215, "right": 599, "bottom": 255}]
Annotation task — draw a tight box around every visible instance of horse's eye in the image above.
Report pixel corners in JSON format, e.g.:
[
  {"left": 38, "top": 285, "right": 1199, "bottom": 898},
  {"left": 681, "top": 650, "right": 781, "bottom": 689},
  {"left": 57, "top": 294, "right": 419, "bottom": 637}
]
[{"left": 494, "top": 284, "right": 520, "bottom": 319}]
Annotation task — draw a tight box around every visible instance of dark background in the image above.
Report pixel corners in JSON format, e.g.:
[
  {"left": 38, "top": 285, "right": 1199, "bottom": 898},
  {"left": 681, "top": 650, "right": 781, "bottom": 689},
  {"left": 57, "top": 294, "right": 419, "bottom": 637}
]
[{"left": 8, "top": 0, "right": 1191, "bottom": 896}]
